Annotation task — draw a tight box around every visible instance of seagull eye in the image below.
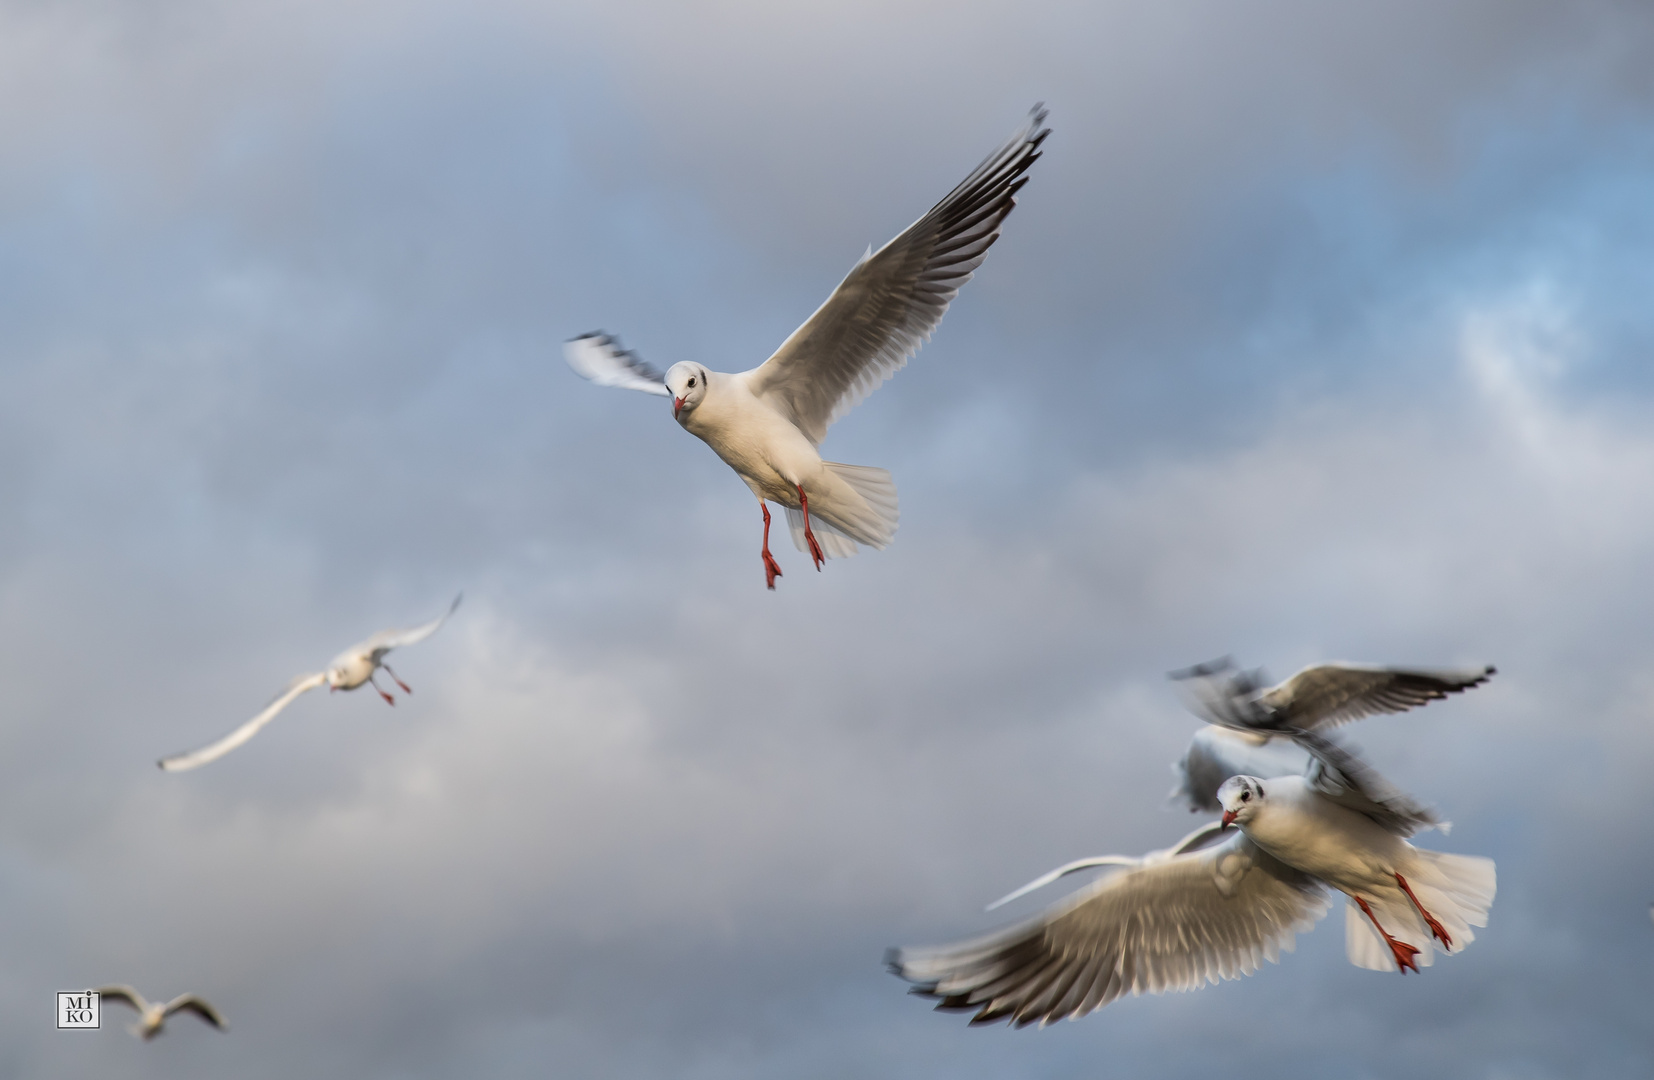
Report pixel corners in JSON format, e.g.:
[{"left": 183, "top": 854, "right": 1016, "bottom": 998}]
[
  {"left": 1240, "top": 790, "right": 1251, "bottom": 801},
  {"left": 688, "top": 377, "right": 696, "bottom": 387}
]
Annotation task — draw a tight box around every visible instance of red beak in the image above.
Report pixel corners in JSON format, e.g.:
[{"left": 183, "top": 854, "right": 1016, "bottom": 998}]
[
  {"left": 1220, "top": 810, "right": 1237, "bottom": 829},
  {"left": 673, "top": 396, "right": 685, "bottom": 417}
]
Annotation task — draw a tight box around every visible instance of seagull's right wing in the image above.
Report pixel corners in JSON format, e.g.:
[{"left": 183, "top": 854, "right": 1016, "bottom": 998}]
[
  {"left": 889, "top": 833, "right": 1328, "bottom": 1027},
  {"left": 163, "top": 995, "right": 227, "bottom": 1030},
  {"left": 93, "top": 985, "right": 147, "bottom": 1013},
  {"left": 564, "top": 333, "right": 672, "bottom": 396},
  {"left": 158, "top": 672, "right": 328, "bottom": 772},
  {"left": 984, "top": 822, "right": 1233, "bottom": 911}
]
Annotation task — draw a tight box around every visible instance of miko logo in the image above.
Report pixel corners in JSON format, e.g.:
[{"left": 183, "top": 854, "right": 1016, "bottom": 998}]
[{"left": 58, "top": 991, "right": 100, "bottom": 1029}]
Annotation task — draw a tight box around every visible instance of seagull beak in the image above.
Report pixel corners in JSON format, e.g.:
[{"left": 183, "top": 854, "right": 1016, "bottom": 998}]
[
  {"left": 673, "top": 396, "right": 685, "bottom": 417},
  {"left": 1220, "top": 810, "right": 1237, "bottom": 829}
]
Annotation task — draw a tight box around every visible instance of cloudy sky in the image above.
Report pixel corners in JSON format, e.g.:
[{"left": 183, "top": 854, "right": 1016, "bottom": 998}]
[{"left": 4, "top": 0, "right": 1654, "bottom": 1075}]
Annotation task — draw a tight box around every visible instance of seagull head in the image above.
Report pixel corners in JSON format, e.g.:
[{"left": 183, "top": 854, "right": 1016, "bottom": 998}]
[
  {"left": 1216, "top": 775, "right": 1267, "bottom": 829},
  {"left": 664, "top": 362, "right": 709, "bottom": 421}
]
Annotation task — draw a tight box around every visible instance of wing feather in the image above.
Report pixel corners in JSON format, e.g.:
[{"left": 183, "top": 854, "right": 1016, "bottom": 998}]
[
  {"left": 1262, "top": 662, "right": 1496, "bottom": 730},
  {"left": 360, "top": 594, "right": 462, "bottom": 657},
  {"left": 564, "top": 333, "right": 672, "bottom": 396},
  {"left": 888, "top": 834, "right": 1328, "bottom": 1026},
  {"left": 163, "top": 995, "right": 227, "bottom": 1029},
  {"left": 157, "top": 672, "right": 327, "bottom": 772},
  {"left": 745, "top": 106, "right": 1050, "bottom": 444}
]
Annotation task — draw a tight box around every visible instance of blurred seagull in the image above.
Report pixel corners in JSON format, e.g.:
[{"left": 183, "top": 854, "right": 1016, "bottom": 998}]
[
  {"left": 1167, "top": 658, "right": 1496, "bottom": 812},
  {"left": 887, "top": 739, "right": 1493, "bottom": 1027},
  {"left": 565, "top": 106, "right": 1050, "bottom": 588},
  {"left": 158, "top": 595, "right": 461, "bottom": 772},
  {"left": 95, "top": 985, "right": 226, "bottom": 1040}
]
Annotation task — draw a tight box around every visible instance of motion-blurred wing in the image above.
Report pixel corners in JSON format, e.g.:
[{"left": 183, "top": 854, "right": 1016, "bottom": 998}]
[
  {"left": 889, "top": 833, "right": 1327, "bottom": 1027},
  {"left": 564, "top": 333, "right": 671, "bottom": 396},
  {"left": 744, "top": 106, "right": 1050, "bottom": 445},
  {"left": 1261, "top": 662, "right": 1496, "bottom": 730},
  {"left": 1296, "top": 728, "right": 1443, "bottom": 837},
  {"left": 93, "top": 985, "right": 147, "bottom": 1013},
  {"left": 984, "top": 822, "right": 1232, "bottom": 911},
  {"left": 1170, "top": 726, "right": 1311, "bottom": 813},
  {"left": 361, "top": 594, "right": 463, "bottom": 657},
  {"left": 157, "top": 672, "right": 328, "bottom": 772},
  {"left": 163, "top": 995, "right": 227, "bottom": 1030}
]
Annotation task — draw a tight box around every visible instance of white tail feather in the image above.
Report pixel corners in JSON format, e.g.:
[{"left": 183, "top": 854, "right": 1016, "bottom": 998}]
[
  {"left": 785, "top": 463, "right": 899, "bottom": 557},
  {"left": 1344, "top": 850, "right": 1496, "bottom": 971}
]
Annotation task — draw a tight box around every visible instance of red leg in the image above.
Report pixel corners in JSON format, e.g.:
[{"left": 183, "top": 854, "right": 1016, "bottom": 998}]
[
  {"left": 368, "top": 672, "right": 396, "bottom": 706},
  {"left": 1395, "top": 873, "right": 1452, "bottom": 951},
  {"left": 381, "top": 662, "right": 413, "bottom": 695},
  {"left": 760, "top": 503, "right": 784, "bottom": 590},
  {"left": 1355, "top": 896, "right": 1420, "bottom": 974},
  {"left": 796, "top": 484, "right": 824, "bottom": 570}
]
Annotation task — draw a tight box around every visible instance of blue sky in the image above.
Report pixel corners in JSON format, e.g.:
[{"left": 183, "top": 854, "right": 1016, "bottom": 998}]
[{"left": 3, "top": 1, "right": 1653, "bottom": 1076}]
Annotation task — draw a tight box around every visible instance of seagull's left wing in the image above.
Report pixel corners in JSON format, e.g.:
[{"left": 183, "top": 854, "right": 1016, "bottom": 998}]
[
  {"left": 983, "top": 822, "right": 1231, "bottom": 911},
  {"left": 564, "top": 333, "right": 672, "bottom": 396},
  {"left": 361, "top": 594, "right": 463, "bottom": 658},
  {"left": 1296, "top": 729, "right": 1443, "bottom": 837},
  {"left": 1262, "top": 662, "right": 1496, "bottom": 731},
  {"left": 744, "top": 106, "right": 1050, "bottom": 445},
  {"left": 163, "top": 995, "right": 227, "bottom": 1030}
]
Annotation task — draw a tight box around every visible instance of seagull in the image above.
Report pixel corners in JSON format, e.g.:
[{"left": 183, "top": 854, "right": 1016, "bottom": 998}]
[
  {"left": 886, "top": 739, "right": 1494, "bottom": 1026},
  {"left": 1167, "top": 658, "right": 1496, "bottom": 812},
  {"left": 565, "top": 106, "right": 1050, "bottom": 589},
  {"left": 94, "top": 985, "right": 227, "bottom": 1040},
  {"left": 158, "top": 594, "right": 461, "bottom": 772}
]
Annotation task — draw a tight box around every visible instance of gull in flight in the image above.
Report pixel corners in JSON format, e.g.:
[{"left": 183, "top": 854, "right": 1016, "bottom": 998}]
[
  {"left": 886, "top": 739, "right": 1494, "bottom": 1026},
  {"left": 1166, "top": 658, "right": 1496, "bottom": 812},
  {"left": 565, "top": 106, "right": 1050, "bottom": 588},
  {"left": 94, "top": 985, "right": 227, "bottom": 1040},
  {"left": 158, "top": 595, "right": 461, "bottom": 772}
]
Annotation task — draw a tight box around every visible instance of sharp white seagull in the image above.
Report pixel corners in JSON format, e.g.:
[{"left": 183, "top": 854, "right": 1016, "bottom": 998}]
[
  {"left": 95, "top": 985, "right": 227, "bottom": 1040},
  {"left": 565, "top": 106, "right": 1050, "bottom": 588},
  {"left": 157, "top": 594, "right": 461, "bottom": 772},
  {"left": 887, "top": 739, "right": 1494, "bottom": 1026},
  {"left": 1166, "top": 657, "right": 1496, "bottom": 812}
]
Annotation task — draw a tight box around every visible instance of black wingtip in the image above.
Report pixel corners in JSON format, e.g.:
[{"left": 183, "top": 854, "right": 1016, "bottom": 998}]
[{"left": 1168, "top": 655, "right": 1234, "bottom": 681}]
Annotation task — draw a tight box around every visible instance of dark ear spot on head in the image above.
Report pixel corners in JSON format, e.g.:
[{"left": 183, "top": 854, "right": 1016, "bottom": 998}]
[{"left": 1256, "top": 782, "right": 1265, "bottom": 798}]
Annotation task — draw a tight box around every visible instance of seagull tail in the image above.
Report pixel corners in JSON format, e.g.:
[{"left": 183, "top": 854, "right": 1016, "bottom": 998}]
[{"left": 789, "top": 462, "right": 899, "bottom": 559}]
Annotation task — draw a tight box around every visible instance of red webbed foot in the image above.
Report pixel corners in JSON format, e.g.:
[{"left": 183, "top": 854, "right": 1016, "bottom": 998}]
[
  {"left": 1395, "top": 873, "right": 1453, "bottom": 950},
  {"left": 796, "top": 484, "right": 825, "bottom": 571},
  {"left": 1356, "top": 895, "right": 1422, "bottom": 974},
  {"left": 760, "top": 502, "right": 784, "bottom": 590}
]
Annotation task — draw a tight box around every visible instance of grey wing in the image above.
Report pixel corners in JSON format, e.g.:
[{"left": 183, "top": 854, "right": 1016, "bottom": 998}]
[
  {"left": 93, "top": 985, "right": 147, "bottom": 1012},
  {"left": 361, "top": 594, "right": 462, "bottom": 657},
  {"left": 163, "top": 995, "right": 227, "bottom": 1030},
  {"left": 888, "top": 833, "right": 1328, "bottom": 1027},
  {"left": 564, "top": 333, "right": 672, "bottom": 396},
  {"left": 1294, "top": 728, "right": 1443, "bottom": 837},
  {"left": 986, "top": 822, "right": 1233, "bottom": 912},
  {"left": 1262, "top": 662, "right": 1496, "bottom": 730},
  {"left": 157, "top": 672, "right": 328, "bottom": 772},
  {"left": 744, "top": 106, "right": 1050, "bottom": 444},
  {"left": 1169, "top": 657, "right": 1276, "bottom": 730}
]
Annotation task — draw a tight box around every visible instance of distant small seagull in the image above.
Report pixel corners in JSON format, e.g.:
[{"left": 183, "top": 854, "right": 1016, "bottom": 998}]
[
  {"left": 1166, "top": 658, "right": 1495, "bottom": 812},
  {"left": 565, "top": 106, "right": 1050, "bottom": 588},
  {"left": 158, "top": 595, "right": 461, "bottom": 772},
  {"left": 887, "top": 740, "right": 1494, "bottom": 1026},
  {"left": 94, "top": 985, "right": 226, "bottom": 1040}
]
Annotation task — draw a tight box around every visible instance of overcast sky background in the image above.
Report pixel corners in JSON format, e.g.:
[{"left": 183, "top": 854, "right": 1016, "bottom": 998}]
[{"left": 3, "top": 0, "right": 1653, "bottom": 1076}]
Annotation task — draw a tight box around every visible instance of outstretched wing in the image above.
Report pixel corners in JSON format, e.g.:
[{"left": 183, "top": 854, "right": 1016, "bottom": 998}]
[
  {"left": 743, "top": 106, "right": 1050, "bottom": 445},
  {"left": 889, "top": 833, "right": 1328, "bottom": 1027},
  {"left": 1260, "top": 662, "right": 1496, "bottom": 730},
  {"left": 360, "top": 594, "right": 463, "bottom": 658},
  {"left": 985, "top": 822, "right": 1232, "bottom": 911},
  {"left": 163, "top": 995, "right": 227, "bottom": 1030},
  {"left": 157, "top": 672, "right": 328, "bottom": 772},
  {"left": 1295, "top": 728, "right": 1443, "bottom": 837},
  {"left": 93, "top": 985, "right": 147, "bottom": 1013},
  {"left": 564, "top": 333, "right": 672, "bottom": 396}
]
